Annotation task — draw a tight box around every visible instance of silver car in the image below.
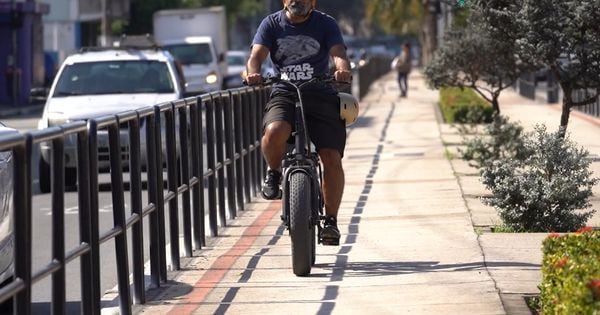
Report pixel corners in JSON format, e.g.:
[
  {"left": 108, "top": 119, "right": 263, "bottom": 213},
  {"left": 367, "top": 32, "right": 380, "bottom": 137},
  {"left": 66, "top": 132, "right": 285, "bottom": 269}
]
[{"left": 0, "top": 122, "right": 15, "bottom": 286}]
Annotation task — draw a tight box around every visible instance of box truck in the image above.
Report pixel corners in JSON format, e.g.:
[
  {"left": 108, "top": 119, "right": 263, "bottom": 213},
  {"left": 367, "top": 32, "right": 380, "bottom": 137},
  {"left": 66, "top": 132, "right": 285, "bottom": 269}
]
[{"left": 153, "top": 6, "right": 228, "bottom": 94}]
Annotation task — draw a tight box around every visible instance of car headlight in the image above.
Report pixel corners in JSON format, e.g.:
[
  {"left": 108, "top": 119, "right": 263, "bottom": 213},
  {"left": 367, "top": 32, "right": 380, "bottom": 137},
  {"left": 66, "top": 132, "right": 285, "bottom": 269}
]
[
  {"left": 46, "top": 112, "right": 71, "bottom": 127},
  {"left": 206, "top": 72, "right": 218, "bottom": 84}
]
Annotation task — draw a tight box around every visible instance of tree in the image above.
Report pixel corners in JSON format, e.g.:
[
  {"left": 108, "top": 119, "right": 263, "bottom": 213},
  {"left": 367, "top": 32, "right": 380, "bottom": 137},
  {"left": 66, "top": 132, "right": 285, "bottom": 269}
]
[
  {"left": 517, "top": 0, "right": 600, "bottom": 136},
  {"left": 318, "top": 0, "right": 366, "bottom": 36},
  {"left": 365, "top": 0, "right": 434, "bottom": 62},
  {"left": 424, "top": 6, "right": 533, "bottom": 113}
]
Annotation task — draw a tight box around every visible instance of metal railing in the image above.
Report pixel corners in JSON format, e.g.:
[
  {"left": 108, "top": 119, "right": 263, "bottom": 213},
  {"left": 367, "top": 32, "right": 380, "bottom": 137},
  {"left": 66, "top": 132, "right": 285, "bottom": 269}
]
[
  {"left": 0, "top": 59, "right": 388, "bottom": 314},
  {"left": 517, "top": 72, "right": 600, "bottom": 119},
  {"left": 572, "top": 88, "right": 600, "bottom": 118},
  {"left": 0, "top": 87, "right": 267, "bottom": 315}
]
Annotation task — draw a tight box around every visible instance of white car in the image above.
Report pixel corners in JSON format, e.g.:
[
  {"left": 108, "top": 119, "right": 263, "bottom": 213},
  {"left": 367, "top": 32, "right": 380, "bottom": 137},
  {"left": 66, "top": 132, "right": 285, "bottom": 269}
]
[
  {"left": 224, "top": 50, "right": 249, "bottom": 89},
  {"left": 0, "top": 122, "right": 16, "bottom": 286},
  {"left": 224, "top": 50, "right": 275, "bottom": 89},
  {"left": 37, "top": 47, "right": 186, "bottom": 192}
]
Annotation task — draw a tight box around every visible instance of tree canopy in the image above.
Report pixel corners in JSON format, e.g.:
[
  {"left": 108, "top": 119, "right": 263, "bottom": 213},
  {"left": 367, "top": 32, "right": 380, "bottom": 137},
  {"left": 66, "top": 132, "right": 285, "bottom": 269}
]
[
  {"left": 425, "top": 2, "right": 533, "bottom": 113},
  {"left": 477, "top": 0, "right": 600, "bottom": 133}
]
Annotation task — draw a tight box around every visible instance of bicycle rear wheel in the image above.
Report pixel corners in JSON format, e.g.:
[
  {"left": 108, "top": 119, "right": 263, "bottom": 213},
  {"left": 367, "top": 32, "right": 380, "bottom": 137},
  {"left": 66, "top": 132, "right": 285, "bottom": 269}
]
[{"left": 289, "top": 172, "right": 315, "bottom": 276}]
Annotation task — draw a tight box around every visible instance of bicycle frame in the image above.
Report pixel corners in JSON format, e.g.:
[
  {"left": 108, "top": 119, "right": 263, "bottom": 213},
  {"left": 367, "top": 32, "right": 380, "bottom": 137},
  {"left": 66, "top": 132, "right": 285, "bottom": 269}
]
[{"left": 278, "top": 78, "right": 326, "bottom": 231}]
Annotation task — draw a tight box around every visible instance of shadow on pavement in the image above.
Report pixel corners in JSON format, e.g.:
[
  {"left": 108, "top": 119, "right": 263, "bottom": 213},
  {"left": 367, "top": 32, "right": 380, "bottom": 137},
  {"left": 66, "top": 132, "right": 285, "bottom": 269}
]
[{"left": 313, "top": 260, "right": 541, "bottom": 278}]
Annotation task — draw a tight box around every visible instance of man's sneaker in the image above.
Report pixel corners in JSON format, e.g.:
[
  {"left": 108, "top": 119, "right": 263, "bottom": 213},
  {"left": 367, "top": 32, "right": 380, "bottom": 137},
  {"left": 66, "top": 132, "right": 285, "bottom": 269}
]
[
  {"left": 320, "top": 216, "right": 340, "bottom": 246},
  {"left": 261, "top": 169, "right": 282, "bottom": 200}
]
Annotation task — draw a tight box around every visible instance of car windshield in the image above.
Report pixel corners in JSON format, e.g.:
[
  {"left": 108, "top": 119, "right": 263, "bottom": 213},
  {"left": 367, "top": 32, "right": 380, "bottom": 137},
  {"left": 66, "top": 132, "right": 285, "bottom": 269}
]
[
  {"left": 164, "top": 43, "right": 213, "bottom": 65},
  {"left": 227, "top": 54, "right": 246, "bottom": 66},
  {"left": 53, "top": 60, "right": 175, "bottom": 96}
]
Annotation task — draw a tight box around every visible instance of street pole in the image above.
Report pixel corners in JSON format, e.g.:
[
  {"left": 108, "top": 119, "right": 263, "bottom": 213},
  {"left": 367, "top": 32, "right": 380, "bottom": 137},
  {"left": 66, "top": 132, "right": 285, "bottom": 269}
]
[
  {"left": 100, "top": 0, "right": 111, "bottom": 46},
  {"left": 11, "top": 0, "right": 17, "bottom": 105}
]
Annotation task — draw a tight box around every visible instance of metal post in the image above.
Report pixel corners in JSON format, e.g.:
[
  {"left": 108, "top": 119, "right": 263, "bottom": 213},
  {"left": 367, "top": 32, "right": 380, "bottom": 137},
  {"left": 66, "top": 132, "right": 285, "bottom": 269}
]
[
  {"left": 165, "top": 106, "right": 180, "bottom": 270},
  {"left": 10, "top": 0, "right": 18, "bottom": 106},
  {"left": 14, "top": 135, "right": 32, "bottom": 315},
  {"left": 145, "top": 111, "right": 161, "bottom": 288},
  {"left": 178, "top": 106, "right": 192, "bottom": 257},
  {"left": 51, "top": 135, "right": 66, "bottom": 315},
  {"left": 205, "top": 97, "right": 218, "bottom": 236},
  {"left": 214, "top": 94, "right": 227, "bottom": 227},
  {"left": 128, "top": 115, "right": 145, "bottom": 304},
  {"left": 232, "top": 91, "right": 245, "bottom": 210},
  {"left": 77, "top": 126, "right": 94, "bottom": 315},
  {"left": 190, "top": 98, "right": 205, "bottom": 249},
  {"left": 108, "top": 120, "right": 132, "bottom": 314},
  {"left": 87, "top": 121, "right": 102, "bottom": 313},
  {"left": 223, "top": 93, "right": 237, "bottom": 219}
]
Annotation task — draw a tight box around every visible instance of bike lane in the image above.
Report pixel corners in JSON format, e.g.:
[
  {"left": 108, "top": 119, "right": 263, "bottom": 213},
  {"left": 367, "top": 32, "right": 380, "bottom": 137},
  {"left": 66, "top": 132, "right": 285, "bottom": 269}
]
[{"left": 138, "top": 71, "right": 507, "bottom": 314}]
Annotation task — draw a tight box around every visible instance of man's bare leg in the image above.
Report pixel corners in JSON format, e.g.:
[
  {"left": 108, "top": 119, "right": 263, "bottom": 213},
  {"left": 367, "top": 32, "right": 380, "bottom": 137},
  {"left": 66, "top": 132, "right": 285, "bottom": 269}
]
[
  {"left": 319, "top": 148, "right": 344, "bottom": 245},
  {"left": 260, "top": 121, "right": 292, "bottom": 199},
  {"left": 262, "top": 121, "right": 292, "bottom": 170}
]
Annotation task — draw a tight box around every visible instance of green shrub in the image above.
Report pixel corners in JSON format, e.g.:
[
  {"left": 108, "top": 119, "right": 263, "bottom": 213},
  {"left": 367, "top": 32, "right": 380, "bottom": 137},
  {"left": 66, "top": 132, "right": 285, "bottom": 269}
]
[
  {"left": 481, "top": 125, "right": 598, "bottom": 232},
  {"left": 439, "top": 87, "right": 494, "bottom": 124},
  {"left": 459, "top": 115, "right": 529, "bottom": 168},
  {"left": 540, "top": 229, "right": 600, "bottom": 314}
]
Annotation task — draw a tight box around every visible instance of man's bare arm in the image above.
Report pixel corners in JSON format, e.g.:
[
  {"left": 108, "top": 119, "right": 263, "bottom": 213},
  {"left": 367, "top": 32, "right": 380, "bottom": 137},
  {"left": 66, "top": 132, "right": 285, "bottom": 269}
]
[
  {"left": 330, "top": 44, "right": 352, "bottom": 82},
  {"left": 245, "top": 44, "right": 270, "bottom": 85}
]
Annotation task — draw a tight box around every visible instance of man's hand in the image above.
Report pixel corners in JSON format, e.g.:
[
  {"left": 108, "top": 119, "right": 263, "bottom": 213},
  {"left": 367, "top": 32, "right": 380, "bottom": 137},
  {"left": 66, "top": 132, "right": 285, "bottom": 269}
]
[
  {"left": 245, "top": 72, "right": 263, "bottom": 86},
  {"left": 334, "top": 69, "right": 352, "bottom": 83},
  {"left": 246, "top": 44, "right": 270, "bottom": 86}
]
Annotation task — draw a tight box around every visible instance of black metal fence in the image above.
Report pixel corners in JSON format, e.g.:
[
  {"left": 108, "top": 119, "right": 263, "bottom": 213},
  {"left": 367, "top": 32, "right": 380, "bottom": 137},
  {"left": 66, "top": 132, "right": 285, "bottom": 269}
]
[
  {"left": 0, "top": 60, "right": 389, "bottom": 315},
  {"left": 572, "top": 88, "right": 600, "bottom": 118},
  {"left": 0, "top": 87, "right": 267, "bottom": 315},
  {"left": 517, "top": 72, "right": 600, "bottom": 119}
]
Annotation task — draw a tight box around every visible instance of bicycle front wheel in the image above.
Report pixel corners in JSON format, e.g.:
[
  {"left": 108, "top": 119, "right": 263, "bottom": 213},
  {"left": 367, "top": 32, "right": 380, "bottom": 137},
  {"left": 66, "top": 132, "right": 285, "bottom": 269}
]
[{"left": 289, "top": 172, "right": 315, "bottom": 276}]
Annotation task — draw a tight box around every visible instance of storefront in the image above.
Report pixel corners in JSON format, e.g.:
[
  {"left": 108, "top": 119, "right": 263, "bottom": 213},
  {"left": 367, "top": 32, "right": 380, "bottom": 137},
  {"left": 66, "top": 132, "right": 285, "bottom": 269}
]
[{"left": 0, "top": 1, "right": 49, "bottom": 106}]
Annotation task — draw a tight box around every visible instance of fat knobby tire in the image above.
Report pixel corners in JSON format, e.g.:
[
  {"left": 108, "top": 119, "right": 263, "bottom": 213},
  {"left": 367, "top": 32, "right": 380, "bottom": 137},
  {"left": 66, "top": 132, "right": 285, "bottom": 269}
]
[{"left": 289, "top": 172, "right": 314, "bottom": 276}]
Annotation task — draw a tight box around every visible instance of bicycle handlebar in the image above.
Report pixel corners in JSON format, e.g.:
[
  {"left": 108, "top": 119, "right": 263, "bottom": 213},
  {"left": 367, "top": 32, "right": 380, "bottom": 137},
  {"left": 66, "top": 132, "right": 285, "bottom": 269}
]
[{"left": 244, "top": 74, "right": 350, "bottom": 89}]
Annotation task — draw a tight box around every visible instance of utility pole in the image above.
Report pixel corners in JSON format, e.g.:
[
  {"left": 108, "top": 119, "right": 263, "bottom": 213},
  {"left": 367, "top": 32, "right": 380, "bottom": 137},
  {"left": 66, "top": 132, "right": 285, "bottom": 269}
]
[
  {"left": 10, "top": 0, "right": 18, "bottom": 105},
  {"left": 100, "top": 0, "right": 111, "bottom": 46}
]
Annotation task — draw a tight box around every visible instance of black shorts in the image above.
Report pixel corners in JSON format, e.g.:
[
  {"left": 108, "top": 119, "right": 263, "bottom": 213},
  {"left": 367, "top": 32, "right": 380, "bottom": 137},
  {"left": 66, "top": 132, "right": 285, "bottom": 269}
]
[{"left": 263, "top": 91, "right": 346, "bottom": 157}]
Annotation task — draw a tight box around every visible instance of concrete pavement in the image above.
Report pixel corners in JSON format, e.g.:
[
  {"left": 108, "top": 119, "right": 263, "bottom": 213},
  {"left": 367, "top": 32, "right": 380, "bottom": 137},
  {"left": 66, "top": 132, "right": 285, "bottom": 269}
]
[{"left": 132, "top": 71, "right": 599, "bottom": 315}]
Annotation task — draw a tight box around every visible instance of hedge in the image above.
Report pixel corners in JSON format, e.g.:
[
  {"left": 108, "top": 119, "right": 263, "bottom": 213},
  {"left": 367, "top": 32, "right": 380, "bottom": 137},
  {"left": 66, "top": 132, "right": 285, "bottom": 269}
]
[
  {"left": 539, "top": 228, "right": 600, "bottom": 313},
  {"left": 439, "top": 87, "right": 494, "bottom": 124}
]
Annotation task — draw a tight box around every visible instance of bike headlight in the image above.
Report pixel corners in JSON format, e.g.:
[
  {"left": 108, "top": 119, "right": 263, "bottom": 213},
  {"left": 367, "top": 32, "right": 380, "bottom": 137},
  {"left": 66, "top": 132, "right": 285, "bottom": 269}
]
[{"left": 206, "top": 72, "right": 218, "bottom": 84}]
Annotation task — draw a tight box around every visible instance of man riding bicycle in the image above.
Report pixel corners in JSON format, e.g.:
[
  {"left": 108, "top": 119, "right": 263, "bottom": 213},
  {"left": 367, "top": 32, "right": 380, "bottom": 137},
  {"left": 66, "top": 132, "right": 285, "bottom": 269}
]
[{"left": 245, "top": 0, "right": 353, "bottom": 245}]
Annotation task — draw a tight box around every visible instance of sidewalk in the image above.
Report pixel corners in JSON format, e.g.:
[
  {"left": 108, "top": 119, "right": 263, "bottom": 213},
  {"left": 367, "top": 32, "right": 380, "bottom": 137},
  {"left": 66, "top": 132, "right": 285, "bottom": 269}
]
[{"left": 133, "top": 71, "right": 599, "bottom": 315}]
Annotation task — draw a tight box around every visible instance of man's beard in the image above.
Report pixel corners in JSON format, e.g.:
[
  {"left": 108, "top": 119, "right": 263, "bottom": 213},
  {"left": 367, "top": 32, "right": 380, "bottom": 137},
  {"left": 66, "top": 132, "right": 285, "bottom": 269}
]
[{"left": 288, "top": 2, "right": 310, "bottom": 16}]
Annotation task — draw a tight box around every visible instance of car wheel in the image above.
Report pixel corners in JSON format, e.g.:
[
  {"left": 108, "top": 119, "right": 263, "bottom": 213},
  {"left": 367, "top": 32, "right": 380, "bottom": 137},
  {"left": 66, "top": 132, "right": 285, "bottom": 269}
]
[
  {"left": 65, "top": 167, "right": 77, "bottom": 189},
  {"left": 39, "top": 158, "right": 51, "bottom": 193},
  {"left": 39, "top": 160, "right": 77, "bottom": 193}
]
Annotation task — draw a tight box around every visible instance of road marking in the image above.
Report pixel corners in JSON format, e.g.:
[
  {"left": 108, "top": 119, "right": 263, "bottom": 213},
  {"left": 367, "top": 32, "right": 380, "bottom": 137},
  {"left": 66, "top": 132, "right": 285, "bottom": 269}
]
[
  {"left": 167, "top": 201, "right": 280, "bottom": 315},
  {"left": 41, "top": 203, "right": 121, "bottom": 215}
]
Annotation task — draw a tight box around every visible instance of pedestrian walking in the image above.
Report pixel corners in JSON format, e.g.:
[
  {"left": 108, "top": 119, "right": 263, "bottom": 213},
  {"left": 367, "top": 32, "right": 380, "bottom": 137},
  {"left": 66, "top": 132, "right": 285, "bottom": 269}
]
[{"left": 391, "top": 42, "right": 412, "bottom": 97}]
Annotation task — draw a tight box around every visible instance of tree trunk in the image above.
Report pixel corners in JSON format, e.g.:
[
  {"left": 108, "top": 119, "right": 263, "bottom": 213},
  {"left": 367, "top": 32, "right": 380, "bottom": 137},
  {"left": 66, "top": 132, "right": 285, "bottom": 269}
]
[
  {"left": 420, "top": 1, "right": 438, "bottom": 65},
  {"left": 492, "top": 97, "right": 500, "bottom": 114},
  {"left": 559, "top": 86, "right": 572, "bottom": 138}
]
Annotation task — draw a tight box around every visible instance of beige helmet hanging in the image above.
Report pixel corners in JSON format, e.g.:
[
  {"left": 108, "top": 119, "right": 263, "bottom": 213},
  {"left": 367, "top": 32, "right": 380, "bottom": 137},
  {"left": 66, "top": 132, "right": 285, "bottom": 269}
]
[{"left": 339, "top": 92, "right": 359, "bottom": 126}]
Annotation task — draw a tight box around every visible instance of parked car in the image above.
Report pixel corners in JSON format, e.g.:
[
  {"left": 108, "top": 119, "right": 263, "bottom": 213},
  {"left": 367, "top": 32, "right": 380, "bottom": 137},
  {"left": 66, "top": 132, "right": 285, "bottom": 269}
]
[
  {"left": 224, "top": 50, "right": 248, "bottom": 89},
  {"left": 0, "top": 122, "right": 16, "bottom": 288},
  {"left": 37, "top": 46, "right": 186, "bottom": 193}
]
